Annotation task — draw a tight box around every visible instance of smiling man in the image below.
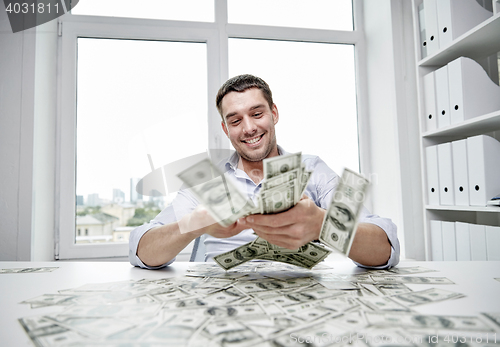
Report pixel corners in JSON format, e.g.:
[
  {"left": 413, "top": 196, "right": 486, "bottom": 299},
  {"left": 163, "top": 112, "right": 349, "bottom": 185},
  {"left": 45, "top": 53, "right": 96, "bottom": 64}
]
[{"left": 129, "top": 74, "right": 400, "bottom": 269}]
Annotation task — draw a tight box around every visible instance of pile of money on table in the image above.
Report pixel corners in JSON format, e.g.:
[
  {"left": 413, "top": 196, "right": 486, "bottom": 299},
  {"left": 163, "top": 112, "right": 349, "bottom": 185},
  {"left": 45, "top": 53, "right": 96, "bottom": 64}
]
[
  {"left": 18, "top": 263, "right": 500, "bottom": 346},
  {"left": 178, "top": 152, "right": 370, "bottom": 270}
]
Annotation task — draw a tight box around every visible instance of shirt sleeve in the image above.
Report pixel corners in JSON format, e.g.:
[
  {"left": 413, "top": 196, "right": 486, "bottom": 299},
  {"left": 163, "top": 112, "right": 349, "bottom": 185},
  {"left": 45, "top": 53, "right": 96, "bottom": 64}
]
[
  {"left": 128, "top": 189, "right": 199, "bottom": 269},
  {"left": 304, "top": 155, "right": 400, "bottom": 269}
]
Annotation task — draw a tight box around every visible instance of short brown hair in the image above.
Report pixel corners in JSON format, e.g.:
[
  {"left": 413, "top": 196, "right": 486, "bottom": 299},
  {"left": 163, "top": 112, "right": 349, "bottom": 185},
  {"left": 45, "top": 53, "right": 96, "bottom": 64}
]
[{"left": 216, "top": 74, "right": 274, "bottom": 119}]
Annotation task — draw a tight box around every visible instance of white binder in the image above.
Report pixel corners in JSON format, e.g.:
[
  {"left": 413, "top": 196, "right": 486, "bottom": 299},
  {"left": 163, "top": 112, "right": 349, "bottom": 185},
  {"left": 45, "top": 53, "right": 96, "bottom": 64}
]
[
  {"left": 469, "top": 224, "right": 487, "bottom": 261},
  {"left": 436, "top": 0, "right": 492, "bottom": 49},
  {"left": 466, "top": 135, "right": 500, "bottom": 206},
  {"left": 425, "top": 145, "right": 440, "bottom": 205},
  {"left": 437, "top": 143, "right": 454, "bottom": 205},
  {"left": 418, "top": 3, "right": 427, "bottom": 59},
  {"left": 485, "top": 226, "right": 500, "bottom": 261},
  {"left": 455, "top": 222, "right": 471, "bottom": 261},
  {"left": 423, "top": 0, "right": 440, "bottom": 56},
  {"left": 435, "top": 65, "right": 450, "bottom": 128},
  {"left": 430, "top": 220, "right": 443, "bottom": 261},
  {"left": 423, "top": 71, "right": 437, "bottom": 132},
  {"left": 451, "top": 139, "right": 470, "bottom": 206},
  {"left": 441, "top": 221, "right": 457, "bottom": 261},
  {"left": 448, "top": 57, "right": 500, "bottom": 125}
]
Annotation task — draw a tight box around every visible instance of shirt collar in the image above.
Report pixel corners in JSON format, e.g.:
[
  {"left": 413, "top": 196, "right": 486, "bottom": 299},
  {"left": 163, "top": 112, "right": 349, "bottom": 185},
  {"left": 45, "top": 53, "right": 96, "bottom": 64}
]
[{"left": 225, "top": 145, "right": 287, "bottom": 172}]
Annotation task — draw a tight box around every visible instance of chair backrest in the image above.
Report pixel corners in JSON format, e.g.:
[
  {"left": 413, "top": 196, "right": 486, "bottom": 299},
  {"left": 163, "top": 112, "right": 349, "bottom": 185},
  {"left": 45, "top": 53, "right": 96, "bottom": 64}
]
[{"left": 189, "top": 234, "right": 207, "bottom": 262}]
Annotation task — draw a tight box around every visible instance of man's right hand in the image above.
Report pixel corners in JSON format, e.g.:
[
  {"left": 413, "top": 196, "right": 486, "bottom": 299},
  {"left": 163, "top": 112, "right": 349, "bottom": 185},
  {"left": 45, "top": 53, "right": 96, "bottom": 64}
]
[{"left": 178, "top": 205, "right": 247, "bottom": 239}]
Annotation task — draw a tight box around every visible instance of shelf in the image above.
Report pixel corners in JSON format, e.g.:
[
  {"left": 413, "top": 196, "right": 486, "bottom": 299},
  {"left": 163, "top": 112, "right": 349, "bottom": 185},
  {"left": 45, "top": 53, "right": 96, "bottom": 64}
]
[
  {"left": 426, "top": 205, "right": 500, "bottom": 213},
  {"left": 422, "top": 110, "right": 500, "bottom": 138},
  {"left": 419, "top": 12, "right": 500, "bottom": 67}
]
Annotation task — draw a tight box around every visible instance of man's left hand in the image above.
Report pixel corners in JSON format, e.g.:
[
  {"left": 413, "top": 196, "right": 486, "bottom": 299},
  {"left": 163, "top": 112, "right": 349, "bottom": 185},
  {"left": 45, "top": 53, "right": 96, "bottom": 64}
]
[{"left": 241, "top": 195, "right": 325, "bottom": 249}]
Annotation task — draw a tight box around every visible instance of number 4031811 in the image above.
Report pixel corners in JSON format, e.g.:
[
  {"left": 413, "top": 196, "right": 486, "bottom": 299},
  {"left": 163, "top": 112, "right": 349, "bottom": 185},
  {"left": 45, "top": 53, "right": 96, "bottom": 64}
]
[{"left": 5, "top": 2, "right": 61, "bottom": 14}]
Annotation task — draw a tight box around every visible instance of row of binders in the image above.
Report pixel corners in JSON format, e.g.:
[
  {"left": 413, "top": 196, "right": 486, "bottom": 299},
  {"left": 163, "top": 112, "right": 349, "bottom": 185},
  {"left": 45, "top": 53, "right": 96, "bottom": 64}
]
[
  {"left": 426, "top": 134, "right": 500, "bottom": 206},
  {"left": 418, "top": 0, "right": 493, "bottom": 58},
  {"left": 430, "top": 220, "right": 499, "bottom": 261},
  {"left": 423, "top": 56, "right": 500, "bottom": 132}
]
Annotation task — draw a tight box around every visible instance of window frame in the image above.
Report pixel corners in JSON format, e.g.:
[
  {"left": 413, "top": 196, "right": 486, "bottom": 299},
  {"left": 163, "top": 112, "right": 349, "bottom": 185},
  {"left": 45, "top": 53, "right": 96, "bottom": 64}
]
[{"left": 56, "top": 0, "right": 369, "bottom": 259}]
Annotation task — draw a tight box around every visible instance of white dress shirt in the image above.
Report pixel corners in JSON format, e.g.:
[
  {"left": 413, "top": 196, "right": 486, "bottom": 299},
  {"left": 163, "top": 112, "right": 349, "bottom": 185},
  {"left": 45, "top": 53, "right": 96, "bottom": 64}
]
[{"left": 129, "top": 146, "right": 400, "bottom": 269}]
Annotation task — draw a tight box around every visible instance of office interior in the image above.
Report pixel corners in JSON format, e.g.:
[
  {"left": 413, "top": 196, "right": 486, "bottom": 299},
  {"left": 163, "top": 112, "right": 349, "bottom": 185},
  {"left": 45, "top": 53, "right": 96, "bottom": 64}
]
[{"left": 1, "top": 0, "right": 500, "bottom": 264}]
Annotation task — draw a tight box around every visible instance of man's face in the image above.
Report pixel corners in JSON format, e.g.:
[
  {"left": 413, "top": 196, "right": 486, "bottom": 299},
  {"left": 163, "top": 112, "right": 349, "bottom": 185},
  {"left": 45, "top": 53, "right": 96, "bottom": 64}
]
[{"left": 221, "top": 88, "right": 279, "bottom": 163}]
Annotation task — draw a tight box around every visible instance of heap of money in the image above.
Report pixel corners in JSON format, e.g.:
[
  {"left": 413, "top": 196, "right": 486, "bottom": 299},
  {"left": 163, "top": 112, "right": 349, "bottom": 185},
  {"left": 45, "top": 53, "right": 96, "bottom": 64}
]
[
  {"left": 214, "top": 236, "right": 331, "bottom": 270},
  {"left": 17, "top": 263, "right": 500, "bottom": 346},
  {"left": 178, "top": 153, "right": 370, "bottom": 270}
]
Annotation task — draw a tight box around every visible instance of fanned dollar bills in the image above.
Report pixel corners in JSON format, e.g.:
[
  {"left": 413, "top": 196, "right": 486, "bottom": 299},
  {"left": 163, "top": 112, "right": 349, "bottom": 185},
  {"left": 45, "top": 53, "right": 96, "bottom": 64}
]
[
  {"left": 179, "top": 153, "right": 326, "bottom": 269},
  {"left": 214, "top": 237, "right": 331, "bottom": 270},
  {"left": 319, "top": 168, "right": 370, "bottom": 256}
]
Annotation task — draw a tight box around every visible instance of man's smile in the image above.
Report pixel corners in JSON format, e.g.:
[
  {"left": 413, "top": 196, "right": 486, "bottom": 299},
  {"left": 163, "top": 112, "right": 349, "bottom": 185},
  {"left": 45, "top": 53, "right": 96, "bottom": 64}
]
[{"left": 242, "top": 134, "right": 264, "bottom": 146}]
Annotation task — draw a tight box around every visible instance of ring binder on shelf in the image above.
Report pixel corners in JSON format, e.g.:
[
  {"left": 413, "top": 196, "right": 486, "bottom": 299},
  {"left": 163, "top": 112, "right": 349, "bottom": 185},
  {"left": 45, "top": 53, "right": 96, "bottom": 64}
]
[
  {"left": 466, "top": 135, "right": 500, "bottom": 206},
  {"left": 436, "top": 0, "right": 492, "bottom": 49},
  {"left": 448, "top": 57, "right": 500, "bottom": 125}
]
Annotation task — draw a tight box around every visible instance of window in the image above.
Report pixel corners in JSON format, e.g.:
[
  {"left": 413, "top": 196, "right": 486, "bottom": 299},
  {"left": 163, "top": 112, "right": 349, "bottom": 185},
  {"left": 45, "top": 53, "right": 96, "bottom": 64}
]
[
  {"left": 75, "top": 38, "right": 207, "bottom": 246},
  {"left": 228, "top": 39, "right": 359, "bottom": 175},
  {"left": 71, "top": 0, "right": 215, "bottom": 22},
  {"left": 227, "top": 0, "right": 353, "bottom": 31},
  {"left": 58, "top": 1, "right": 363, "bottom": 259}
]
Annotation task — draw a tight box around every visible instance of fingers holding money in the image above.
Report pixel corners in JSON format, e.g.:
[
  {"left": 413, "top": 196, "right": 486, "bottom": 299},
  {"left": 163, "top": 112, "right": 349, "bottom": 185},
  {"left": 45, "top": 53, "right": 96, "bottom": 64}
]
[{"left": 242, "top": 196, "right": 326, "bottom": 249}]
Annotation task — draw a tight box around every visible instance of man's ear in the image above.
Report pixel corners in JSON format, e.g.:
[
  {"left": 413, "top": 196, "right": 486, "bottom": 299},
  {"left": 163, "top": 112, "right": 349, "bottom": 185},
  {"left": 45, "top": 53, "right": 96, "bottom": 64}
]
[
  {"left": 221, "top": 120, "right": 229, "bottom": 137},
  {"left": 272, "top": 104, "right": 279, "bottom": 125}
]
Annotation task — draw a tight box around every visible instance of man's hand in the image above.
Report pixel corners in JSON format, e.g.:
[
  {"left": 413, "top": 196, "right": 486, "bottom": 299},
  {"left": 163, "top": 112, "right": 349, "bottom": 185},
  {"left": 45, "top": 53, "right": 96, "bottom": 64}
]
[
  {"left": 241, "top": 195, "right": 325, "bottom": 249},
  {"left": 178, "top": 205, "right": 247, "bottom": 239}
]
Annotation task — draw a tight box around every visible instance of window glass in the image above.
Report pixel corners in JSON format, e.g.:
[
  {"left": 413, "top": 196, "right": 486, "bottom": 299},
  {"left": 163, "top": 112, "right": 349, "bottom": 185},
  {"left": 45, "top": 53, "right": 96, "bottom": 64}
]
[
  {"left": 228, "top": 38, "right": 359, "bottom": 176},
  {"left": 228, "top": 0, "right": 353, "bottom": 31},
  {"left": 71, "top": 0, "right": 214, "bottom": 22},
  {"left": 76, "top": 38, "right": 207, "bottom": 244}
]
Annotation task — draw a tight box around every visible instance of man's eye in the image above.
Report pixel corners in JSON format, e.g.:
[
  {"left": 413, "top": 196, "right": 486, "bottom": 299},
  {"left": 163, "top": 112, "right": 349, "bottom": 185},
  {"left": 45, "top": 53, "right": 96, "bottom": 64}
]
[
  {"left": 231, "top": 119, "right": 241, "bottom": 125},
  {"left": 253, "top": 113, "right": 262, "bottom": 117}
]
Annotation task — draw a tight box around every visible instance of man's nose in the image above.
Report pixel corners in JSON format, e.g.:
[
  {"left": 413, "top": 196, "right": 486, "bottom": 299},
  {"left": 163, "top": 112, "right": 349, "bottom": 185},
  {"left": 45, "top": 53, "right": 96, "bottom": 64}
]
[{"left": 242, "top": 116, "right": 257, "bottom": 135}]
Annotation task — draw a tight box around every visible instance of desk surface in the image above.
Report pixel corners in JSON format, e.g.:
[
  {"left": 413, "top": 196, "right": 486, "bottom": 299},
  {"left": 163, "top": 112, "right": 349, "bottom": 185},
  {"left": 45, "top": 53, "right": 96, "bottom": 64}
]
[{"left": 1, "top": 261, "right": 499, "bottom": 346}]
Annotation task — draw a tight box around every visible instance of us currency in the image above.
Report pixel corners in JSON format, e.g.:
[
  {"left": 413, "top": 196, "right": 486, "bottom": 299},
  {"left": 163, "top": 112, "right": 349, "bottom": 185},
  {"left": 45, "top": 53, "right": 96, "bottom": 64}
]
[
  {"left": 319, "top": 168, "right": 370, "bottom": 256},
  {"left": 214, "top": 237, "right": 331, "bottom": 270},
  {"left": 19, "top": 262, "right": 496, "bottom": 347},
  {"left": 365, "top": 312, "right": 494, "bottom": 332},
  {"left": 259, "top": 153, "right": 312, "bottom": 215},
  {"left": 177, "top": 158, "right": 256, "bottom": 227},
  {"left": 370, "top": 275, "right": 455, "bottom": 285},
  {"left": 263, "top": 152, "right": 302, "bottom": 180},
  {"left": 390, "top": 288, "right": 465, "bottom": 307},
  {"left": 0, "top": 267, "right": 58, "bottom": 273}
]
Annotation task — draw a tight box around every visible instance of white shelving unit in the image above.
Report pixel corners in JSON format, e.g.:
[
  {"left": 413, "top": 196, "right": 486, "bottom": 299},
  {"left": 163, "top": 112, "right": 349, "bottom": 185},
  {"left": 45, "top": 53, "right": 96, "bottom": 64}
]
[{"left": 412, "top": 0, "right": 500, "bottom": 260}]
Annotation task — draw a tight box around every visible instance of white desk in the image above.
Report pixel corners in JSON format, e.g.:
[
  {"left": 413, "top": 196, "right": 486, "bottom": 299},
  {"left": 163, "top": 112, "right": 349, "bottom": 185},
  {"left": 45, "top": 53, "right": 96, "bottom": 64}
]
[{"left": 0, "top": 261, "right": 499, "bottom": 346}]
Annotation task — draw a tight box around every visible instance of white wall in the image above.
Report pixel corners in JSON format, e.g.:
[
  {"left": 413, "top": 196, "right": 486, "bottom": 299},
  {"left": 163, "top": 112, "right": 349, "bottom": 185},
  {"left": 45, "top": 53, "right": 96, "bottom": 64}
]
[
  {"left": 362, "top": 0, "right": 424, "bottom": 260},
  {"left": 0, "top": 4, "right": 36, "bottom": 261},
  {"left": 0, "top": 3, "right": 57, "bottom": 261}
]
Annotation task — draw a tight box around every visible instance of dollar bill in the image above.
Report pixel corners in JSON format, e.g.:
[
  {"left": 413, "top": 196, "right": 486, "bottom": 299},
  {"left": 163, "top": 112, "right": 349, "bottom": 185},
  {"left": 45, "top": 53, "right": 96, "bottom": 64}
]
[
  {"left": 319, "top": 168, "right": 370, "bottom": 255},
  {"left": 390, "top": 288, "right": 465, "bottom": 306},
  {"left": 258, "top": 179, "right": 298, "bottom": 214},
  {"left": 370, "top": 276, "right": 455, "bottom": 284},
  {"left": 177, "top": 158, "right": 255, "bottom": 227},
  {"left": 263, "top": 152, "right": 302, "bottom": 179},
  {"left": 0, "top": 267, "right": 58, "bottom": 273},
  {"left": 387, "top": 266, "right": 438, "bottom": 275},
  {"left": 365, "top": 312, "right": 494, "bottom": 332}
]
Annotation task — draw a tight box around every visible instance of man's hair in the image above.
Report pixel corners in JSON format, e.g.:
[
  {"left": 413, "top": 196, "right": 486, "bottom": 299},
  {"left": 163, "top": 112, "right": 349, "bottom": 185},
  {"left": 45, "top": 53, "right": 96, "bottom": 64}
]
[{"left": 216, "top": 74, "right": 274, "bottom": 120}]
